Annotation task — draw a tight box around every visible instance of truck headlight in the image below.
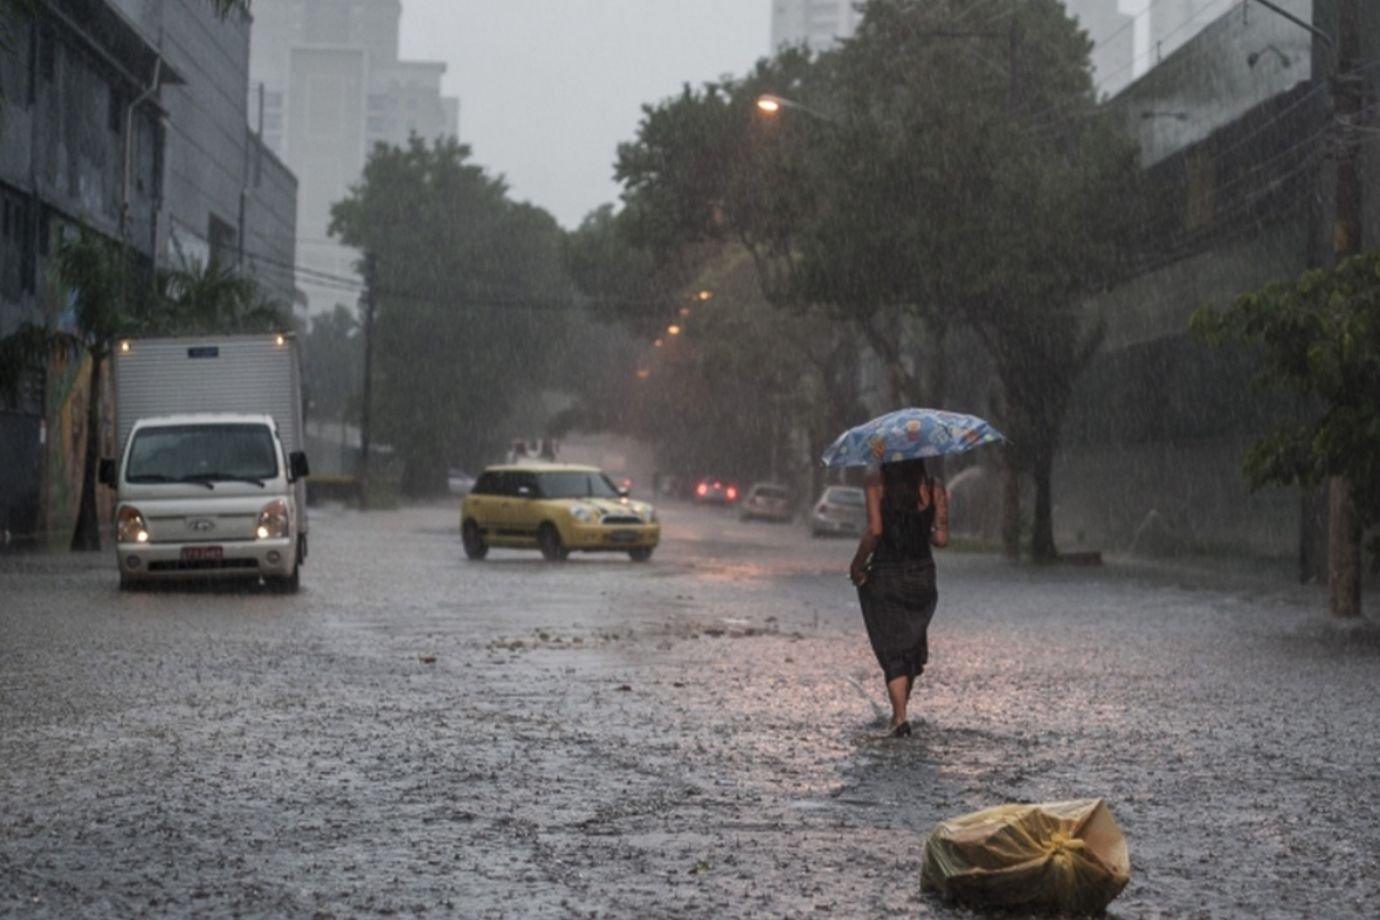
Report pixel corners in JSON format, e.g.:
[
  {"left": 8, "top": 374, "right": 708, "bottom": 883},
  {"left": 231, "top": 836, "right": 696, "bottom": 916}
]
[
  {"left": 117, "top": 506, "right": 149, "bottom": 543},
  {"left": 570, "top": 505, "right": 596, "bottom": 524},
  {"left": 256, "top": 499, "right": 290, "bottom": 539}
]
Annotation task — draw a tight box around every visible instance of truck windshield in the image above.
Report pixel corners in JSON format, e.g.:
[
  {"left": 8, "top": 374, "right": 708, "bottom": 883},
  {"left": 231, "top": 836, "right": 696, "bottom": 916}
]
[{"left": 126, "top": 424, "right": 278, "bottom": 484}]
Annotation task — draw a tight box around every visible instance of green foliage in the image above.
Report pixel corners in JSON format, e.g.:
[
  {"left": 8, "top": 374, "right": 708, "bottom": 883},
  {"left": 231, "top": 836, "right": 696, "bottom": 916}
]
[
  {"left": 302, "top": 304, "right": 361, "bottom": 428},
  {"left": 329, "top": 137, "right": 575, "bottom": 494},
  {"left": 1191, "top": 251, "right": 1380, "bottom": 564},
  {"left": 151, "top": 258, "right": 286, "bottom": 335},
  {"left": 605, "top": 0, "right": 1142, "bottom": 559}
]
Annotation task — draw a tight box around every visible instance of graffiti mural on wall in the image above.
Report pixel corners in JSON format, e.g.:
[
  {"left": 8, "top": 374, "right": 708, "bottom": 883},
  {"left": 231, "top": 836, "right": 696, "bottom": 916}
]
[
  {"left": 43, "top": 349, "right": 115, "bottom": 546},
  {"left": 41, "top": 219, "right": 118, "bottom": 548}
]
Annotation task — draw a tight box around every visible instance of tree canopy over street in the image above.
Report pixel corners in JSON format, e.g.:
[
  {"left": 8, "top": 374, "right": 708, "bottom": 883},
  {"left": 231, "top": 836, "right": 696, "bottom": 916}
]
[{"left": 592, "top": 0, "right": 1142, "bottom": 559}]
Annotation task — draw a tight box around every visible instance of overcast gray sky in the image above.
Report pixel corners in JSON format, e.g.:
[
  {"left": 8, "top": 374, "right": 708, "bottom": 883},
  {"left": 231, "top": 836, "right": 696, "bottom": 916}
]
[{"left": 398, "top": 1, "right": 771, "bottom": 230}]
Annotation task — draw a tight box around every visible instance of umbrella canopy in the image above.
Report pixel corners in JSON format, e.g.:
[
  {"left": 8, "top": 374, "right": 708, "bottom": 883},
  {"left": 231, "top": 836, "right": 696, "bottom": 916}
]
[{"left": 821, "top": 408, "right": 1004, "bottom": 467}]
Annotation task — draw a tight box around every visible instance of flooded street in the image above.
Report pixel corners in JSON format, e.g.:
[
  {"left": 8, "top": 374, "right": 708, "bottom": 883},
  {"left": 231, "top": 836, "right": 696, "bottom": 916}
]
[{"left": 3, "top": 501, "right": 1379, "bottom": 918}]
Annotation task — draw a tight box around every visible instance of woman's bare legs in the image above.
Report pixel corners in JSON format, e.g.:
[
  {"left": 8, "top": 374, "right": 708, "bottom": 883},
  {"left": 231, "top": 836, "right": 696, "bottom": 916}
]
[{"left": 886, "top": 675, "right": 912, "bottom": 731}]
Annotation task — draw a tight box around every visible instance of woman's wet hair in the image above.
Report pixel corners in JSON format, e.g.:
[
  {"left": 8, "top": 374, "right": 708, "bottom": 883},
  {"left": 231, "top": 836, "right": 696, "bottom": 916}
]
[{"left": 881, "top": 457, "right": 929, "bottom": 508}]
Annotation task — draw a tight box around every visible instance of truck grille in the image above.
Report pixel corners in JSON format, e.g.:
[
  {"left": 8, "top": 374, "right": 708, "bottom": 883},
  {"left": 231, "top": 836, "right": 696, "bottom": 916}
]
[{"left": 148, "top": 559, "right": 259, "bottom": 572}]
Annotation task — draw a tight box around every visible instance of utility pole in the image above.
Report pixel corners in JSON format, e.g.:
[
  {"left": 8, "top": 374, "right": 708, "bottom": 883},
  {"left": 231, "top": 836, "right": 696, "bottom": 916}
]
[
  {"left": 358, "top": 252, "right": 377, "bottom": 511},
  {"left": 1327, "top": 0, "right": 1363, "bottom": 618},
  {"left": 1256, "top": 0, "right": 1365, "bottom": 616}
]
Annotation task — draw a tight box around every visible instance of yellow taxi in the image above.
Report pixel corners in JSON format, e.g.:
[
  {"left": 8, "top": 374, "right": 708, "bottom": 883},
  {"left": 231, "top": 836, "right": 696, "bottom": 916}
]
[{"left": 460, "top": 464, "right": 660, "bottom": 562}]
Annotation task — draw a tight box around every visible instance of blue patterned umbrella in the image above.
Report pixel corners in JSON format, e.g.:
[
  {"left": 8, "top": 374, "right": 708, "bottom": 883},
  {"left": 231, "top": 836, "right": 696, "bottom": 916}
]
[{"left": 821, "top": 408, "right": 1004, "bottom": 467}]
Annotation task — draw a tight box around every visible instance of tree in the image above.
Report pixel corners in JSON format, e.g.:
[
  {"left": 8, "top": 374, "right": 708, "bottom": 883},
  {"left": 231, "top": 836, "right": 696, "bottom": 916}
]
[
  {"left": 609, "top": 0, "right": 1140, "bottom": 561},
  {"left": 330, "top": 137, "right": 575, "bottom": 494},
  {"left": 151, "top": 257, "right": 285, "bottom": 335},
  {"left": 1191, "top": 251, "right": 1380, "bottom": 617},
  {"left": 791, "top": 0, "right": 1141, "bottom": 561},
  {"left": 301, "top": 304, "right": 361, "bottom": 431}
]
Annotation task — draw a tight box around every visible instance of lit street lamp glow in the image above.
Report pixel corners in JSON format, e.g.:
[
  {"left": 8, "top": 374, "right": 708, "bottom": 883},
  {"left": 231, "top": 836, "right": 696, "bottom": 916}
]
[{"left": 755, "top": 93, "right": 833, "bottom": 123}]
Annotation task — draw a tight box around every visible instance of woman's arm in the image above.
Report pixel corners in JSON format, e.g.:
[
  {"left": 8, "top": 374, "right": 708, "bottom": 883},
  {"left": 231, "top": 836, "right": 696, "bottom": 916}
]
[
  {"left": 929, "top": 480, "right": 950, "bottom": 548},
  {"left": 850, "top": 470, "right": 884, "bottom": 586}
]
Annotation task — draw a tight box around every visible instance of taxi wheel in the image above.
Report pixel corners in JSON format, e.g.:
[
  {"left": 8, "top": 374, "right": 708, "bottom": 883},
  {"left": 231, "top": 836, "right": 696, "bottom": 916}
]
[
  {"left": 628, "top": 547, "right": 653, "bottom": 563},
  {"left": 538, "top": 523, "right": 568, "bottom": 561},
  {"left": 462, "top": 520, "right": 489, "bottom": 560}
]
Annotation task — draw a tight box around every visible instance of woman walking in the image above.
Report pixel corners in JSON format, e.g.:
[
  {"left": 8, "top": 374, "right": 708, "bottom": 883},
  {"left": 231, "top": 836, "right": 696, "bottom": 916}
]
[{"left": 849, "top": 457, "right": 949, "bottom": 737}]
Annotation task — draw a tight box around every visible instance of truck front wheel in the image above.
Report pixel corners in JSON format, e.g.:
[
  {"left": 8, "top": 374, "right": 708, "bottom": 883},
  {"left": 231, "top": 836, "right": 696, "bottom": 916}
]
[{"left": 267, "top": 565, "right": 300, "bottom": 593}]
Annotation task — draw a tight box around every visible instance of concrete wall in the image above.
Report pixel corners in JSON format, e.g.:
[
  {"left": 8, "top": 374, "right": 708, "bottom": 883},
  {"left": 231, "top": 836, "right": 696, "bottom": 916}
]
[{"left": 1048, "top": 0, "right": 1380, "bottom": 563}]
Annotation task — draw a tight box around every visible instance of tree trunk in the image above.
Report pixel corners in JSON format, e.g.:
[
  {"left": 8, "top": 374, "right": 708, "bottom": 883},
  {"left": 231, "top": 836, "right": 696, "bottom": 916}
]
[
  {"left": 1001, "top": 446, "right": 1020, "bottom": 560},
  {"left": 1327, "top": 475, "right": 1362, "bottom": 618},
  {"left": 1030, "top": 442, "right": 1058, "bottom": 563},
  {"left": 70, "top": 350, "right": 103, "bottom": 552}
]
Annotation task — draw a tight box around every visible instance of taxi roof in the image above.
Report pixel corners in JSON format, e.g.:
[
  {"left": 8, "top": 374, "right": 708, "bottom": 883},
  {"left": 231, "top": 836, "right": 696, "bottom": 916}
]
[{"left": 480, "top": 463, "right": 604, "bottom": 474}]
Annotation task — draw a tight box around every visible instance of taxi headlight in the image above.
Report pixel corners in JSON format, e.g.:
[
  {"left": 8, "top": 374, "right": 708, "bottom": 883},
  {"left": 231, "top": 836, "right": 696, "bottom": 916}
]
[
  {"left": 570, "top": 506, "right": 596, "bottom": 524},
  {"left": 117, "top": 506, "right": 149, "bottom": 544},
  {"left": 644, "top": 505, "right": 658, "bottom": 523},
  {"left": 256, "top": 498, "right": 291, "bottom": 539}
]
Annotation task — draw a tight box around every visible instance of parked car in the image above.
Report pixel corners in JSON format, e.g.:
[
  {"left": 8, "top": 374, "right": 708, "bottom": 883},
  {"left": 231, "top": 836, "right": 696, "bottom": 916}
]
[
  {"left": 461, "top": 464, "right": 660, "bottom": 562},
  {"left": 447, "top": 469, "right": 476, "bottom": 496},
  {"left": 739, "top": 482, "right": 792, "bottom": 522},
  {"left": 810, "top": 485, "right": 867, "bottom": 537},
  {"left": 693, "top": 477, "right": 739, "bottom": 505}
]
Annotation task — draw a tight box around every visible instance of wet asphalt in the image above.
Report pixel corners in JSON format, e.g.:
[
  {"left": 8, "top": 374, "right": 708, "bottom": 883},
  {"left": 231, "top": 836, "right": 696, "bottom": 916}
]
[{"left": 2, "top": 499, "right": 1379, "bottom": 919}]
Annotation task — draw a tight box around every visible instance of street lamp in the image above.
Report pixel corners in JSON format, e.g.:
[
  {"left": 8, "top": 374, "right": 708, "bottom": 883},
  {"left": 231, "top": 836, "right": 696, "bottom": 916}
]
[{"left": 755, "top": 93, "right": 834, "bottom": 123}]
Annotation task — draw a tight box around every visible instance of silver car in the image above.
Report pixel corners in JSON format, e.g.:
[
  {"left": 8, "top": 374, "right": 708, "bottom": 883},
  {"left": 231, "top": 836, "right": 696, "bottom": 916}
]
[
  {"left": 739, "top": 482, "right": 792, "bottom": 522},
  {"left": 810, "top": 485, "right": 867, "bottom": 537}
]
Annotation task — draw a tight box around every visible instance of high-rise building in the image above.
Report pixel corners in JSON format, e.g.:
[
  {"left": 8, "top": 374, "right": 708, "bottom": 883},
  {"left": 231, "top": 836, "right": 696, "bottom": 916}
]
[
  {"left": 769, "top": 0, "right": 862, "bottom": 53},
  {"left": 766, "top": 2, "right": 1255, "bottom": 97},
  {"left": 249, "top": 0, "right": 460, "bottom": 319}
]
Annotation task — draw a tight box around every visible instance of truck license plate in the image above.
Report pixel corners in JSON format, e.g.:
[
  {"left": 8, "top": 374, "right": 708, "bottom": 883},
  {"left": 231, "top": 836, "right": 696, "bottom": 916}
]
[{"left": 181, "top": 545, "right": 223, "bottom": 562}]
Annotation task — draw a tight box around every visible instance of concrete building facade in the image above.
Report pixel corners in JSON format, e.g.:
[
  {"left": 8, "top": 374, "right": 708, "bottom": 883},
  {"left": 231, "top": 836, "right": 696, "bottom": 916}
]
[{"left": 248, "top": 0, "right": 460, "bottom": 320}]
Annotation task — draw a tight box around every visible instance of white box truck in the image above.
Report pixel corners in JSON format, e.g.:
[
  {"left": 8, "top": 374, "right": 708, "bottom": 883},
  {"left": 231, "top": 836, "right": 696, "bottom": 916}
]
[{"left": 99, "top": 334, "right": 310, "bottom": 591}]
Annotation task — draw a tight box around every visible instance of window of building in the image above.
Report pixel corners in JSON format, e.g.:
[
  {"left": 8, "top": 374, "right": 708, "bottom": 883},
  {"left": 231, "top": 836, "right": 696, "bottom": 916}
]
[
  {"left": 207, "top": 213, "right": 237, "bottom": 267},
  {"left": 0, "top": 185, "right": 34, "bottom": 298},
  {"left": 108, "top": 87, "right": 124, "bottom": 134}
]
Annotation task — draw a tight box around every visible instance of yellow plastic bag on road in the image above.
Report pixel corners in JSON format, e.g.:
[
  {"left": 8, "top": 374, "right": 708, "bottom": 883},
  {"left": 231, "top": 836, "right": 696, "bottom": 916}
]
[{"left": 921, "top": 798, "right": 1130, "bottom": 915}]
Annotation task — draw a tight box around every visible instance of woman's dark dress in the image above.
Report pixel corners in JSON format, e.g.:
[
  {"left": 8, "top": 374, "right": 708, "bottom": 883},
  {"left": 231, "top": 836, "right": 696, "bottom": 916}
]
[{"left": 857, "top": 493, "right": 938, "bottom": 683}]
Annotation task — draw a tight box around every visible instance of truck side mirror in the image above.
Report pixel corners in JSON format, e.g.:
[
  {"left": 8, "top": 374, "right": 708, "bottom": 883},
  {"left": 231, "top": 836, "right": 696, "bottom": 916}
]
[
  {"left": 98, "top": 458, "right": 115, "bottom": 487},
  {"left": 289, "top": 451, "right": 310, "bottom": 480}
]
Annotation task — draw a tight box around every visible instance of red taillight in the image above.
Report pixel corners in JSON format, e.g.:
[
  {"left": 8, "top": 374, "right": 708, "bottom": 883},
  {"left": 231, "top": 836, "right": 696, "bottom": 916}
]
[
  {"left": 696, "top": 483, "right": 708, "bottom": 496},
  {"left": 726, "top": 486, "right": 738, "bottom": 500}
]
